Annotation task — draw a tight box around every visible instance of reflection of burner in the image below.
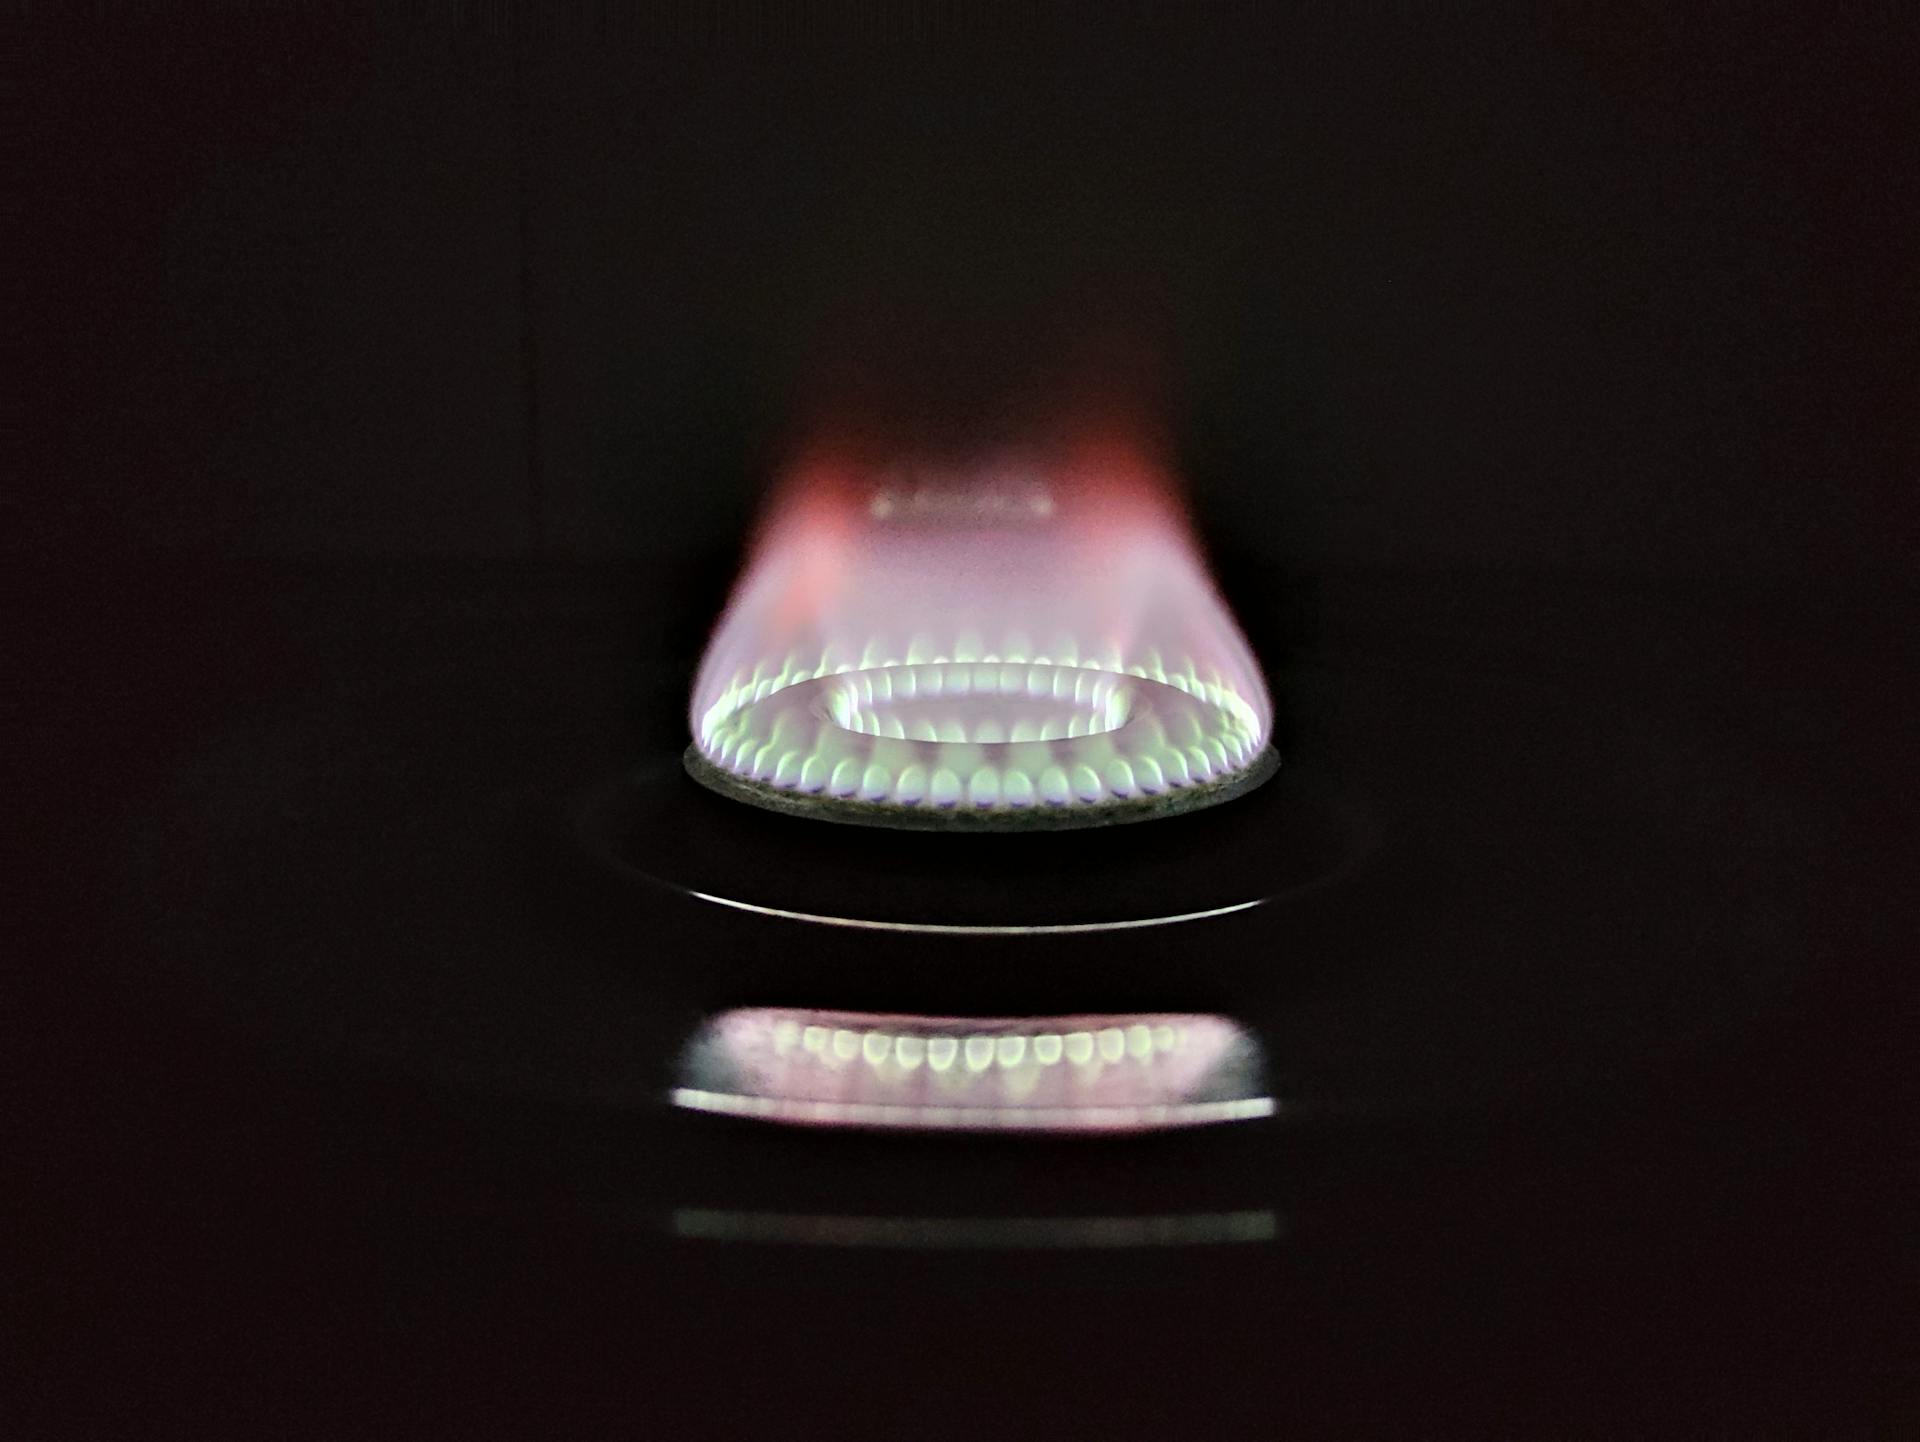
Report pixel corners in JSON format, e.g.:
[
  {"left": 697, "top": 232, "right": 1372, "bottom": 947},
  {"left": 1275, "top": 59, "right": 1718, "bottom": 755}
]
[
  {"left": 686, "top": 439, "right": 1276, "bottom": 827},
  {"left": 673, "top": 1008, "right": 1272, "bottom": 1133}
]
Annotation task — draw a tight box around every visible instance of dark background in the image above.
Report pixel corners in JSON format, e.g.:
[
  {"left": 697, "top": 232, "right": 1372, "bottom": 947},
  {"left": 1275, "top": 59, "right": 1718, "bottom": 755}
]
[
  {"left": 25, "top": 2, "right": 1914, "bottom": 572},
  {"left": 16, "top": 4, "right": 1918, "bottom": 1439}
]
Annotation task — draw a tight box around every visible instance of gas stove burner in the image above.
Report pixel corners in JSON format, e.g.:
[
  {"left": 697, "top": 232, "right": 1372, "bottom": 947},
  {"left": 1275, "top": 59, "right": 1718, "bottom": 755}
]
[
  {"left": 674, "top": 1008, "right": 1272, "bottom": 1134},
  {"left": 686, "top": 438, "right": 1276, "bottom": 828}
]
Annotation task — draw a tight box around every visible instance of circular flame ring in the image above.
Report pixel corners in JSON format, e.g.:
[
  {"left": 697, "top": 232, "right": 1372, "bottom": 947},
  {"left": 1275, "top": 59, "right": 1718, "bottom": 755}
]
[{"left": 690, "top": 660, "right": 1274, "bottom": 828}]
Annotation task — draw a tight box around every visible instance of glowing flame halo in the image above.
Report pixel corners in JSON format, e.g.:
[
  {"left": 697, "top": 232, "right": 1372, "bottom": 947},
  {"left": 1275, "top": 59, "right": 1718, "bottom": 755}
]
[{"left": 688, "top": 435, "right": 1273, "bottom": 824}]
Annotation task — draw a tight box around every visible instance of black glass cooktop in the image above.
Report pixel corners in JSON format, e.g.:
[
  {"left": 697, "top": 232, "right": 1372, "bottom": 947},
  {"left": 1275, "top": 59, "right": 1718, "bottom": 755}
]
[{"left": 18, "top": 557, "right": 1912, "bottom": 1438}]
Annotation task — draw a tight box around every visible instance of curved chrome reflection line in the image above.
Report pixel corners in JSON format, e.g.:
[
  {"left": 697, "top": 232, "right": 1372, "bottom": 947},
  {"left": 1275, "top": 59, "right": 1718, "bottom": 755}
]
[
  {"left": 683, "top": 890, "right": 1265, "bottom": 935},
  {"left": 671, "top": 1208, "right": 1279, "bottom": 1250}
]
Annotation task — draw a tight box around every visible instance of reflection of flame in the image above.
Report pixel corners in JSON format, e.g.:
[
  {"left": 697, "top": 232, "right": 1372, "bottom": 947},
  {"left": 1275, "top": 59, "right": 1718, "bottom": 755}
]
[
  {"left": 689, "top": 434, "right": 1272, "bottom": 820},
  {"left": 674, "top": 1008, "right": 1273, "bottom": 1134}
]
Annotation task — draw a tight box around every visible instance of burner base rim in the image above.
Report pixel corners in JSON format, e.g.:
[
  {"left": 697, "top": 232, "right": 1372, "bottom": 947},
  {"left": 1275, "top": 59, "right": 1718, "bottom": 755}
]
[{"left": 681, "top": 744, "right": 1281, "bottom": 831}]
